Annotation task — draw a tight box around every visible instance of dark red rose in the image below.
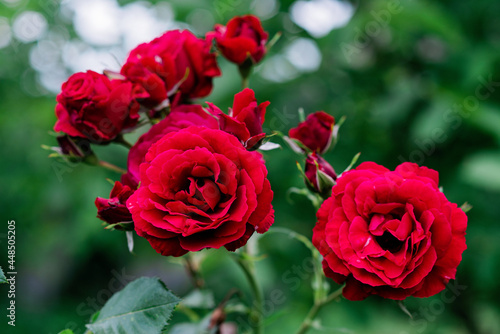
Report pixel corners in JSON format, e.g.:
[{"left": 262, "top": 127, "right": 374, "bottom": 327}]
[
  {"left": 305, "top": 152, "right": 337, "bottom": 195},
  {"left": 121, "top": 30, "right": 221, "bottom": 108},
  {"left": 207, "top": 88, "right": 269, "bottom": 150},
  {"left": 289, "top": 111, "right": 335, "bottom": 154},
  {"left": 54, "top": 70, "right": 140, "bottom": 143},
  {"left": 126, "top": 126, "right": 274, "bottom": 257},
  {"left": 313, "top": 162, "right": 467, "bottom": 300},
  {"left": 95, "top": 181, "right": 134, "bottom": 229},
  {"left": 210, "top": 15, "right": 268, "bottom": 65},
  {"left": 122, "top": 104, "right": 219, "bottom": 188}
]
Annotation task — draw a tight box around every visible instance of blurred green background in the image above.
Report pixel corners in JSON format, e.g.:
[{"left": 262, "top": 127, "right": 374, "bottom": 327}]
[{"left": 1, "top": 0, "right": 500, "bottom": 333}]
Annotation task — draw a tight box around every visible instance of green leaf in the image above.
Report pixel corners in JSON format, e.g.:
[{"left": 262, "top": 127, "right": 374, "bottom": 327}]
[
  {"left": 341, "top": 152, "right": 361, "bottom": 175},
  {"left": 460, "top": 202, "right": 473, "bottom": 213},
  {"left": 126, "top": 231, "right": 134, "bottom": 254},
  {"left": 0, "top": 266, "right": 6, "bottom": 284},
  {"left": 397, "top": 301, "right": 413, "bottom": 319},
  {"left": 58, "top": 330, "right": 75, "bottom": 334},
  {"left": 86, "top": 277, "right": 180, "bottom": 334}
]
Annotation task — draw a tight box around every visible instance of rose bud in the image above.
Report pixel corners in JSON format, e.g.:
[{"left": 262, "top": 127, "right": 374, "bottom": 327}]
[
  {"left": 53, "top": 134, "right": 95, "bottom": 161},
  {"left": 288, "top": 111, "right": 335, "bottom": 154},
  {"left": 313, "top": 162, "right": 467, "bottom": 300},
  {"left": 54, "top": 70, "right": 140, "bottom": 143},
  {"left": 304, "top": 152, "right": 337, "bottom": 195},
  {"left": 207, "top": 88, "right": 270, "bottom": 150},
  {"left": 209, "top": 15, "right": 269, "bottom": 65},
  {"left": 95, "top": 181, "right": 135, "bottom": 230},
  {"left": 121, "top": 30, "right": 221, "bottom": 108}
]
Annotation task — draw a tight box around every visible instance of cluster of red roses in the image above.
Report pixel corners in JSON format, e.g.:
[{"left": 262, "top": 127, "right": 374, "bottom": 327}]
[
  {"left": 52, "top": 15, "right": 273, "bottom": 257},
  {"left": 51, "top": 15, "right": 467, "bottom": 301}
]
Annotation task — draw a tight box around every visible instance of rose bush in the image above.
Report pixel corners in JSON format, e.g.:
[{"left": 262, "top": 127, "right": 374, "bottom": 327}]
[
  {"left": 313, "top": 162, "right": 467, "bottom": 300},
  {"left": 126, "top": 126, "right": 274, "bottom": 257},
  {"left": 54, "top": 70, "right": 140, "bottom": 143},
  {"left": 121, "top": 30, "right": 221, "bottom": 108}
]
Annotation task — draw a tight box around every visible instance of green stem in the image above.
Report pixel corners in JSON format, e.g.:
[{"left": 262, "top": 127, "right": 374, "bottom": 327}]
[
  {"left": 176, "top": 304, "right": 200, "bottom": 322},
  {"left": 115, "top": 134, "right": 133, "bottom": 149},
  {"left": 98, "top": 160, "right": 127, "bottom": 174},
  {"left": 184, "top": 254, "right": 204, "bottom": 289},
  {"left": 235, "top": 254, "right": 264, "bottom": 334},
  {"left": 238, "top": 58, "right": 253, "bottom": 89},
  {"left": 294, "top": 286, "right": 344, "bottom": 334},
  {"left": 241, "top": 76, "right": 250, "bottom": 89},
  {"left": 265, "top": 227, "right": 326, "bottom": 302}
]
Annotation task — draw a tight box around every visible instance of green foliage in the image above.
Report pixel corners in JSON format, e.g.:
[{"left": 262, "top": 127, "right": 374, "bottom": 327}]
[
  {"left": 86, "top": 277, "right": 180, "bottom": 334},
  {"left": 58, "top": 330, "right": 75, "bottom": 334},
  {"left": 0, "top": 266, "right": 6, "bottom": 284}
]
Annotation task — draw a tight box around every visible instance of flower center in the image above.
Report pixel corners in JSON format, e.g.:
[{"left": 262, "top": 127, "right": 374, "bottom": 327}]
[{"left": 375, "top": 231, "right": 404, "bottom": 253}]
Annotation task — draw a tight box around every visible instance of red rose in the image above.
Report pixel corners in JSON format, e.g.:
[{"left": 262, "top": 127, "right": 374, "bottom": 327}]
[
  {"left": 210, "top": 15, "right": 269, "bottom": 65},
  {"left": 121, "top": 30, "right": 221, "bottom": 108},
  {"left": 54, "top": 70, "right": 140, "bottom": 143},
  {"left": 207, "top": 88, "right": 269, "bottom": 150},
  {"left": 304, "top": 152, "right": 337, "bottom": 195},
  {"left": 289, "top": 111, "right": 335, "bottom": 154},
  {"left": 313, "top": 162, "right": 467, "bottom": 300},
  {"left": 95, "top": 181, "right": 134, "bottom": 229},
  {"left": 126, "top": 126, "right": 274, "bottom": 257},
  {"left": 122, "top": 104, "right": 219, "bottom": 188}
]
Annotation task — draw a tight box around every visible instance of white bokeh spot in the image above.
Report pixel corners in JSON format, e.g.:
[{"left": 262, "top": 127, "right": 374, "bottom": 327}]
[{"left": 290, "top": 0, "right": 354, "bottom": 38}]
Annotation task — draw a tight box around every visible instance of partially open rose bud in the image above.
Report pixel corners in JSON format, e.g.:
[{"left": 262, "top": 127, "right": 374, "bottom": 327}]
[
  {"left": 305, "top": 152, "right": 337, "bottom": 195},
  {"left": 289, "top": 111, "right": 335, "bottom": 154},
  {"left": 53, "top": 135, "right": 95, "bottom": 163},
  {"left": 95, "top": 181, "right": 135, "bottom": 230},
  {"left": 207, "top": 88, "right": 269, "bottom": 150},
  {"left": 209, "top": 15, "right": 268, "bottom": 65}
]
